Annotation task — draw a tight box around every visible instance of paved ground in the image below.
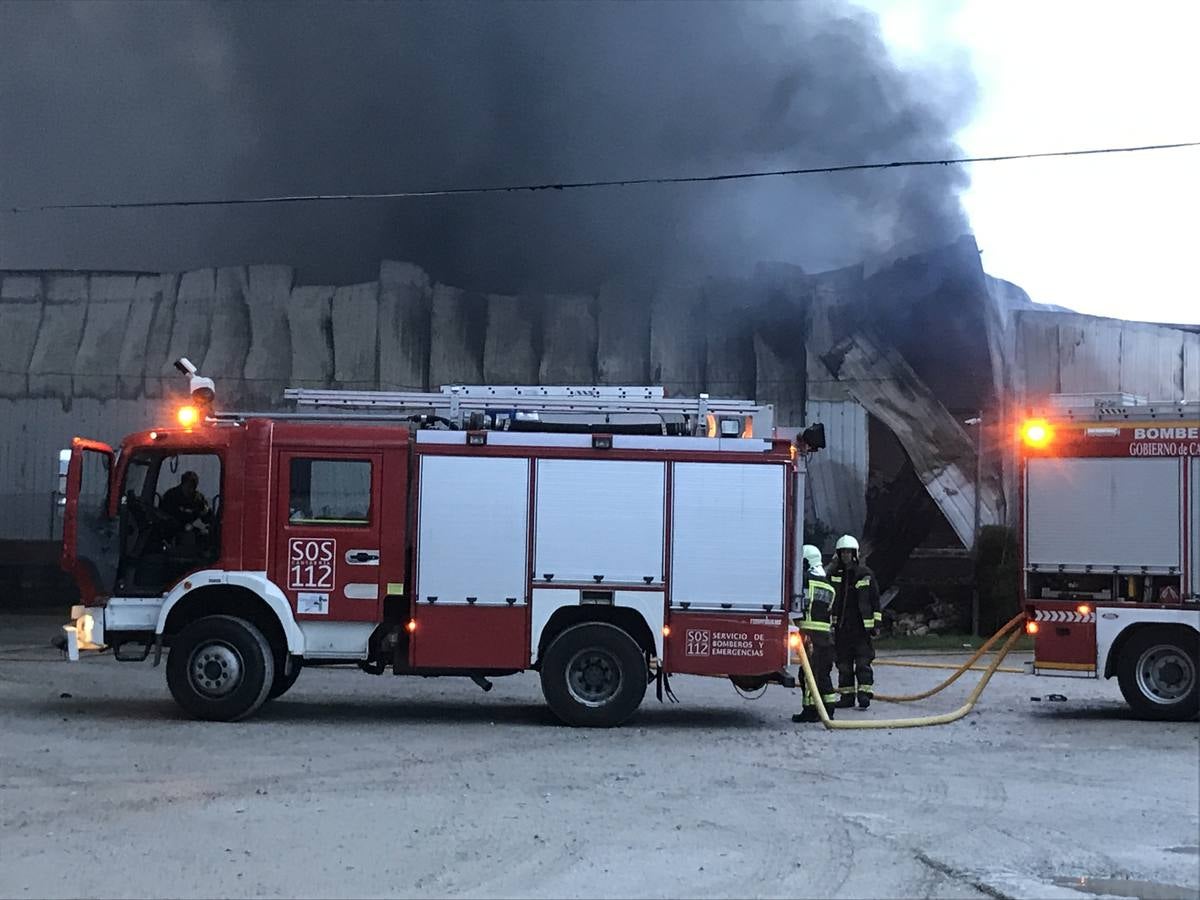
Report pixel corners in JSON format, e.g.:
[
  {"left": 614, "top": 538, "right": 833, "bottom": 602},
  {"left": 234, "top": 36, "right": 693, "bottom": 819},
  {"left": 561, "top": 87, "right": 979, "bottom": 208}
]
[{"left": 1, "top": 615, "right": 1197, "bottom": 900}]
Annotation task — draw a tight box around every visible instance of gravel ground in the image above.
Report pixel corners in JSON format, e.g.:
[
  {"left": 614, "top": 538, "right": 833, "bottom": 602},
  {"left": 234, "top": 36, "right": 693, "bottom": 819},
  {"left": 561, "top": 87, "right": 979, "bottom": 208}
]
[{"left": 1, "top": 614, "right": 1197, "bottom": 900}]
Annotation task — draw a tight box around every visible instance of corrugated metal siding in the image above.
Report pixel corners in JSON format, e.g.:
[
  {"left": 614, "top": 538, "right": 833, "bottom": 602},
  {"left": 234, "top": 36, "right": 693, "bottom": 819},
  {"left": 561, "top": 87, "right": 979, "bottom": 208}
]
[
  {"left": 803, "top": 399, "right": 868, "bottom": 543},
  {"left": 1017, "top": 311, "right": 1197, "bottom": 403},
  {"left": 0, "top": 399, "right": 155, "bottom": 540}
]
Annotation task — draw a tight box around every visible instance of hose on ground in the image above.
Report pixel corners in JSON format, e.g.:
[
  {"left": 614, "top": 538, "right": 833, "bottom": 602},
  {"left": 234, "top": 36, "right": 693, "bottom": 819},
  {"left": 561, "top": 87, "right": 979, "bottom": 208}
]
[
  {"left": 794, "top": 619, "right": 1026, "bottom": 730},
  {"left": 873, "top": 610, "right": 1027, "bottom": 702},
  {"left": 874, "top": 659, "right": 1024, "bottom": 675}
]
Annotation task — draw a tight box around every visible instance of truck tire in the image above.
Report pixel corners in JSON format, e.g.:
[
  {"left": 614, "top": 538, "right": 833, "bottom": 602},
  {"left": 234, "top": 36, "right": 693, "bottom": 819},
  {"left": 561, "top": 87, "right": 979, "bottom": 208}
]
[
  {"left": 166, "top": 615, "right": 275, "bottom": 722},
  {"left": 540, "top": 622, "right": 648, "bottom": 728},
  {"left": 1116, "top": 626, "right": 1198, "bottom": 721},
  {"left": 267, "top": 660, "right": 302, "bottom": 701}
]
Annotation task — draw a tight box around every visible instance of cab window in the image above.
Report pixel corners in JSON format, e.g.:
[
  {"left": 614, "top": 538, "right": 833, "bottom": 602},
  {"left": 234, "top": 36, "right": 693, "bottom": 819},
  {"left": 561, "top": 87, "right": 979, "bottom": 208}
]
[{"left": 289, "top": 459, "right": 371, "bottom": 525}]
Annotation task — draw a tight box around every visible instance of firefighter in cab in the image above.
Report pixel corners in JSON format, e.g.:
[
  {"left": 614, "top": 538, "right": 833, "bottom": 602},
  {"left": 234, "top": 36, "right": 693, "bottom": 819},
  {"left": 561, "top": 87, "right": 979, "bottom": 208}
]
[
  {"left": 793, "top": 544, "right": 839, "bottom": 723},
  {"left": 828, "top": 534, "right": 881, "bottom": 709}
]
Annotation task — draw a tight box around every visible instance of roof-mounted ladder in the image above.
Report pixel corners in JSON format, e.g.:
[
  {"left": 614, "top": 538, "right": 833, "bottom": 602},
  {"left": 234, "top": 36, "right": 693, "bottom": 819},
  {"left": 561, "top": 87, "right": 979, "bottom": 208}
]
[{"left": 279, "top": 384, "right": 775, "bottom": 437}]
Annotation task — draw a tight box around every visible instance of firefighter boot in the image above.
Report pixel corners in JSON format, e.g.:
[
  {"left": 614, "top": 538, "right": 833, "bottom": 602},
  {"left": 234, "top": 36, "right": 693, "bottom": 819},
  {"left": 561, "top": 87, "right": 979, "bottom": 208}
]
[
  {"left": 792, "top": 708, "right": 820, "bottom": 723},
  {"left": 857, "top": 692, "right": 871, "bottom": 709},
  {"left": 835, "top": 692, "right": 855, "bottom": 709}
]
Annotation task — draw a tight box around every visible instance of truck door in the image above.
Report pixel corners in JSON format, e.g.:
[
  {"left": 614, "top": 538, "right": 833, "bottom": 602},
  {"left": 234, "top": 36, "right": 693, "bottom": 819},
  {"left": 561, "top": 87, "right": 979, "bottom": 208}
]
[
  {"left": 274, "top": 451, "right": 387, "bottom": 623},
  {"left": 60, "top": 438, "right": 118, "bottom": 603}
]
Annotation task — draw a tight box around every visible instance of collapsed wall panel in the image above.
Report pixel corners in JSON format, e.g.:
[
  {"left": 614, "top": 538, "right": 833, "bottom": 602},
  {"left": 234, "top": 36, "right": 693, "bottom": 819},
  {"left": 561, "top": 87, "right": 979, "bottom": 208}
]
[
  {"left": 74, "top": 274, "right": 136, "bottom": 399},
  {"left": 242, "top": 265, "right": 294, "bottom": 406},
  {"left": 750, "top": 263, "right": 812, "bottom": 423},
  {"left": 823, "top": 330, "right": 1002, "bottom": 549},
  {"left": 428, "top": 284, "right": 485, "bottom": 388},
  {"left": 378, "top": 261, "right": 431, "bottom": 391},
  {"left": 595, "top": 280, "right": 649, "bottom": 385},
  {"left": 28, "top": 274, "right": 89, "bottom": 401},
  {"left": 539, "top": 293, "right": 597, "bottom": 385},
  {"left": 0, "top": 275, "right": 44, "bottom": 398},
  {"left": 483, "top": 294, "right": 539, "bottom": 384},
  {"left": 331, "top": 281, "right": 380, "bottom": 388},
  {"left": 289, "top": 285, "right": 335, "bottom": 388}
]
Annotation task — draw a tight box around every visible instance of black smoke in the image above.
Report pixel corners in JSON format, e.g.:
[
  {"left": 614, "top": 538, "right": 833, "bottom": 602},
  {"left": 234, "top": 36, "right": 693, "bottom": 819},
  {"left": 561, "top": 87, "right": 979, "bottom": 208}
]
[{"left": 0, "top": 0, "right": 975, "bottom": 292}]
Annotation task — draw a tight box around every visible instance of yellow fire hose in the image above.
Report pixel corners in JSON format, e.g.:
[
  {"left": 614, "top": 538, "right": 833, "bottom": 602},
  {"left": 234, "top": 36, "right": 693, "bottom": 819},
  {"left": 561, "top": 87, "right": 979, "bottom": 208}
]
[
  {"left": 873, "top": 611, "right": 1027, "bottom": 702},
  {"left": 875, "top": 659, "right": 1024, "bottom": 675},
  {"left": 794, "top": 617, "right": 1026, "bottom": 730}
]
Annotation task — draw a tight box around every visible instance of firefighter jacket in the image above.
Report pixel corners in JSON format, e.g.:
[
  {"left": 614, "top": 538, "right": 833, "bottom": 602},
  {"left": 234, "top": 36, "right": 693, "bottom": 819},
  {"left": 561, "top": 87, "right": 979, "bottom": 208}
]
[
  {"left": 829, "top": 561, "right": 882, "bottom": 632},
  {"left": 797, "top": 573, "right": 835, "bottom": 633}
]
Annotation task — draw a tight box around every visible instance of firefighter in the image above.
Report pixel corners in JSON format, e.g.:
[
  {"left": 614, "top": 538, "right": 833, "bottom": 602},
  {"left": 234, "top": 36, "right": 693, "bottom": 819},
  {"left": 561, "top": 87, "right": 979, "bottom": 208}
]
[
  {"left": 829, "top": 534, "right": 881, "bottom": 709},
  {"left": 792, "top": 544, "right": 838, "bottom": 723},
  {"left": 159, "top": 471, "right": 212, "bottom": 537}
]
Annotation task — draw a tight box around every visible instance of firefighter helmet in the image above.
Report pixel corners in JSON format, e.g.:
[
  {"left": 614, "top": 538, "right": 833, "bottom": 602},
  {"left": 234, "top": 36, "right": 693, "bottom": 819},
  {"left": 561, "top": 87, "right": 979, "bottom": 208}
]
[
  {"left": 834, "top": 534, "right": 860, "bottom": 554},
  {"left": 802, "top": 544, "right": 823, "bottom": 572}
]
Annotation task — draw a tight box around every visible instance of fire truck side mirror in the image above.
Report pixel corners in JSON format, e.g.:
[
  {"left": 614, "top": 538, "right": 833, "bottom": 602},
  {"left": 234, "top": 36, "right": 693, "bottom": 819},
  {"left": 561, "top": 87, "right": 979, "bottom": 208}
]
[
  {"left": 800, "top": 423, "right": 826, "bottom": 452},
  {"left": 55, "top": 448, "right": 70, "bottom": 509}
]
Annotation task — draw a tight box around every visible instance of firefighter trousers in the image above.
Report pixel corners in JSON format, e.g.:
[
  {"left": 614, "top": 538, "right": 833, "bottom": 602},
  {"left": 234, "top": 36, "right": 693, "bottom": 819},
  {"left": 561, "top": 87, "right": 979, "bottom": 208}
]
[
  {"left": 834, "top": 628, "right": 875, "bottom": 699},
  {"left": 802, "top": 631, "right": 838, "bottom": 709}
]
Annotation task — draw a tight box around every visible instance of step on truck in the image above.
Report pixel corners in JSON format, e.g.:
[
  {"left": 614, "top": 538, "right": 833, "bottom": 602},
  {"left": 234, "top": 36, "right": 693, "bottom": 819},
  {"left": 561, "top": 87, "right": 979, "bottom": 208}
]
[
  {"left": 59, "top": 358, "right": 826, "bottom": 726},
  {"left": 1019, "top": 393, "right": 1200, "bottom": 720}
]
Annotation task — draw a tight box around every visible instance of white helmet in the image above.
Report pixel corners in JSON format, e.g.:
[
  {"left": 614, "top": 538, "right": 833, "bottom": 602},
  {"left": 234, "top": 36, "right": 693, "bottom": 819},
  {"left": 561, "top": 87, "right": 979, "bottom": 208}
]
[
  {"left": 802, "top": 544, "right": 823, "bottom": 572},
  {"left": 835, "top": 534, "right": 860, "bottom": 554}
]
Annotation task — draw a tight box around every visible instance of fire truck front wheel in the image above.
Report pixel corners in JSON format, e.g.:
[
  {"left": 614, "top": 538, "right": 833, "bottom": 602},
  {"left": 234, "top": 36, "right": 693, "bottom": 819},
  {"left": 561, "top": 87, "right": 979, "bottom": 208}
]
[
  {"left": 540, "top": 622, "right": 648, "bottom": 728},
  {"left": 166, "top": 615, "right": 276, "bottom": 722},
  {"left": 1116, "top": 626, "right": 1199, "bottom": 722}
]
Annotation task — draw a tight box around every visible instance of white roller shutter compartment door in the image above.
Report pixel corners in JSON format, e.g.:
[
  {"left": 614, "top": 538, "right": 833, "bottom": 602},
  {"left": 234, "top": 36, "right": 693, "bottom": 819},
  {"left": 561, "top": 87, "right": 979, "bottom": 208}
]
[
  {"left": 1026, "top": 457, "right": 1181, "bottom": 570},
  {"left": 671, "top": 462, "right": 785, "bottom": 610}
]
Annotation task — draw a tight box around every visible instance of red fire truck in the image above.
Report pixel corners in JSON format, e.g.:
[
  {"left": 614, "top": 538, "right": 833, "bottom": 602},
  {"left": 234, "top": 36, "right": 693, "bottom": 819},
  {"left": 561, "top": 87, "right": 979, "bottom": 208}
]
[
  {"left": 1019, "top": 393, "right": 1199, "bottom": 721},
  {"left": 60, "top": 359, "right": 824, "bottom": 726}
]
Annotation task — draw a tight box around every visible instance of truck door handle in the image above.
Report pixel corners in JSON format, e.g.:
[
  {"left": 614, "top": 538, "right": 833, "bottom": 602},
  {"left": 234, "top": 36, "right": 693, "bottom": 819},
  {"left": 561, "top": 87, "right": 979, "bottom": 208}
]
[{"left": 346, "top": 549, "right": 380, "bottom": 565}]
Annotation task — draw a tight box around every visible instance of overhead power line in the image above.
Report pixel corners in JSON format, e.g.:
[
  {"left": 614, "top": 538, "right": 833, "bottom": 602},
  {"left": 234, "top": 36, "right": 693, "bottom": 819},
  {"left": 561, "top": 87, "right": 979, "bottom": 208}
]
[{"left": 6, "top": 141, "right": 1200, "bottom": 214}]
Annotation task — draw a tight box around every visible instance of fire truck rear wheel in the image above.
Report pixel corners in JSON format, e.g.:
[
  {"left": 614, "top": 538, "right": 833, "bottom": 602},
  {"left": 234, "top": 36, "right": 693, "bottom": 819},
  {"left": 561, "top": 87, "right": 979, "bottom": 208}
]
[
  {"left": 1116, "top": 626, "right": 1198, "bottom": 721},
  {"left": 166, "top": 615, "right": 276, "bottom": 722},
  {"left": 540, "top": 622, "right": 648, "bottom": 728}
]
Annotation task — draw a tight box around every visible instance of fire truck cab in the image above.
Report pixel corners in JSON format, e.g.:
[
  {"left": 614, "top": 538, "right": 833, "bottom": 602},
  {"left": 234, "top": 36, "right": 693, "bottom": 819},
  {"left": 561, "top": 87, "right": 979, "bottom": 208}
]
[
  {"left": 1019, "top": 393, "right": 1200, "bottom": 721},
  {"left": 60, "top": 362, "right": 823, "bottom": 727}
]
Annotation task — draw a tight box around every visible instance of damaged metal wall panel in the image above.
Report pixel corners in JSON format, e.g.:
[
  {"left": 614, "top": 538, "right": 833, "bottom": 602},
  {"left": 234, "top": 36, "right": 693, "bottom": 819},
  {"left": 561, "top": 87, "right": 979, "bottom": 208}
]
[
  {"left": 162, "top": 268, "right": 215, "bottom": 392},
  {"left": 0, "top": 275, "right": 44, "bottom": 398},
  {"left": 378, "top": 261, "right": 432, "bottom": 391},
  {"left": 1118, "top": 323, "right": 1188, "bottom": 401},
  {"left": 539, "top": 293, "right": 597, "bottom": 385},
  {"left": 649, "top": 279, "right": 705, "bottom": 397},
  {"left": 428, "top": 284, "right": 485, "bottom": 388},
  {"left": 73, "top": 275, "right": 136, "bottom": 399},
  {"left": 331, "top": 281, "right": 380, "bottom": 388},
  {"left": 483, "top": 293, "right": 540, "bottom": 384},
  {"left": 1055, "top": 316, "right": 1123, "bottom": 395},
  {"left": 242, "top": 265, "right": 294, "bottom": 406},
  {"left": 703, "top": 277, "right": 756, "bottom": 400},
  {"left": 28, "top": 274, "right": 89, "bottom": 401},
  {"left": 200, "top": 267, "right": 253, "bottom": 403},
  {"left": 596, "top": 279, "right": 649, "bottom": 385},
  {"left": 139, "top": 273, "right": 178, "bottom": 399},
  {"left": 823, "top": 330, "right": 1002, "bottom": 549},
  {"left": 116, "top": 275, "right": 167, "bottom": 399},
  {"left": 804, "top": 399, "right": 868, "bottom": 542},
  {"left": 805, "top": 264, "right": 863, "bottom": 403},
  {"left": 1185, "top": 332, "right": 1200, "bottom": 400},
  {"left": 288, "top": 285, "right": 335, "bottom": 389}
]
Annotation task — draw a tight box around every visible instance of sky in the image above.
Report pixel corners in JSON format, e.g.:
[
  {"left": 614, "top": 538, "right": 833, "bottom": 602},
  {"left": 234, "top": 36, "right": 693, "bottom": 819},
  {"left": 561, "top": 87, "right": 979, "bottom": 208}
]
[{"left": 864, "top": 0, "right": 1200, "bottom": 324}]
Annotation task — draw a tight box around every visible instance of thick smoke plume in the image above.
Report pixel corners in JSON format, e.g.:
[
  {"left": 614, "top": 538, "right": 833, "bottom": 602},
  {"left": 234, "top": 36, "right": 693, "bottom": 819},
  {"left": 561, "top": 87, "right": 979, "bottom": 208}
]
[{"left": 0, "top": 0, "right": 975, "bottom": 292}]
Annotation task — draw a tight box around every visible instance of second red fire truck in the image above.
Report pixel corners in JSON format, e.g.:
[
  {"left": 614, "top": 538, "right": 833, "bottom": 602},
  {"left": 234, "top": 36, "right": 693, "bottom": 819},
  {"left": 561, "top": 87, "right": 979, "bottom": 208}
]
[
  {"left": 60, "top": 360, "right": 825, "bottom": 726},
  {"left": 1020, "top": 393, "right": 1199, "bottom": 721}
]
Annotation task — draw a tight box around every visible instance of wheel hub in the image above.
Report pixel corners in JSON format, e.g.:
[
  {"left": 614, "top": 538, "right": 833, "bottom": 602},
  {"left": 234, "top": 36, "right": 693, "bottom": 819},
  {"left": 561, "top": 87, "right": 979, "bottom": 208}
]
[
  {"left": 566, "top": 648, "right": 622, "bottom": 707},
  {"left": 1136, "top": 644, "right": 1195, "bottom": 704},
  {"left": 189, "top": 642, "right": 242, "bottom": 697}
]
